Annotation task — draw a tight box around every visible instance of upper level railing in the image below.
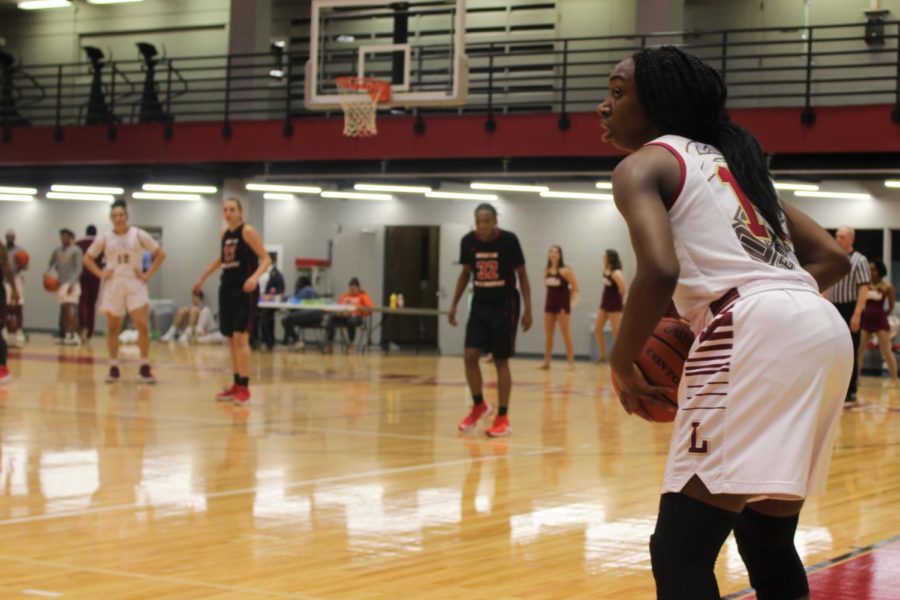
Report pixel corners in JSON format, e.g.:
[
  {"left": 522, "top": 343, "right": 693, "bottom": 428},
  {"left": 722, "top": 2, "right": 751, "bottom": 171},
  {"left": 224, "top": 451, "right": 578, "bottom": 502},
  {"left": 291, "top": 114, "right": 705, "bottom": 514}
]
[{"left": 0, "top": 19, "right": 897, "bottom": 140}]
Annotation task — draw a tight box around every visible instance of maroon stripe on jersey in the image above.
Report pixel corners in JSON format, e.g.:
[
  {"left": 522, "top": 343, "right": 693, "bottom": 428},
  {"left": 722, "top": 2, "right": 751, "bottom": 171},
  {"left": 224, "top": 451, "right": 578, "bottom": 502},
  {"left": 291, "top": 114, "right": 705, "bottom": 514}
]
[
  {"left": 694, "top": 343, "right": 733, "bottom": 352},
  {"left": 694, "top": 392, "right": 728, "bottom": 397},
  {"left": 703, "top": 331, "right": 734, "bottom": 341},
  {"left": 645, "top": 141, "right": 686, "bottom": 210},
  {"left": 710, "top": 288, "right": 740, "bottom": 316},
  {"left": 699, "top": 312, "right": 734, "bottom": 342},
  {"left": 686, "top": 354, "right": 731, "bottom": 363}
]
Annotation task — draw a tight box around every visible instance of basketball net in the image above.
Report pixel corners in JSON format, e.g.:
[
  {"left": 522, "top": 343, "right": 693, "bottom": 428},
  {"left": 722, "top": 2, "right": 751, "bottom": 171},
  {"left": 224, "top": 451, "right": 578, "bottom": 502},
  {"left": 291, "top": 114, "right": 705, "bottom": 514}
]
[{"left": 336, "top": 77, "right": 391, "bottom": 137}]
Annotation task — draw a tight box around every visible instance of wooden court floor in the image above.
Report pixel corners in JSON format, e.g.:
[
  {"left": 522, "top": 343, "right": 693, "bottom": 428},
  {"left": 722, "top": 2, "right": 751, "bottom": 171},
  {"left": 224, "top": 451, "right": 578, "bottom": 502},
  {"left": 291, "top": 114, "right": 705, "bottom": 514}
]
[{"left": 0, "top": 338, "right": 898, "bottom": 599}]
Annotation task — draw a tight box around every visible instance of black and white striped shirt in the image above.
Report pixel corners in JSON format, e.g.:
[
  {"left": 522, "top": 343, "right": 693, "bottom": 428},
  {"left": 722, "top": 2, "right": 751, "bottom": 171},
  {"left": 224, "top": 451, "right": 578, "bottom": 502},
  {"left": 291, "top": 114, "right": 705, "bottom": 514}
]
[{"left": 829, "top": 251, "right": 870, "bottom": 304}]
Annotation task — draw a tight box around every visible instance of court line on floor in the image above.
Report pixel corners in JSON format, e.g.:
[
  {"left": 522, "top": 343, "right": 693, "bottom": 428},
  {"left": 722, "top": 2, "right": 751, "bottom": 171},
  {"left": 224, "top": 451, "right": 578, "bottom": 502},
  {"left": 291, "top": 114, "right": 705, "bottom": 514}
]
[
  {"left": 0, "top": 452, "right": 523, "bottom": 528},
  {"left": 0, "top": 553, "right": 322, "bottom": 599},
  {"left": 722, "top": 533, "right": 900, "bottom": 599}
]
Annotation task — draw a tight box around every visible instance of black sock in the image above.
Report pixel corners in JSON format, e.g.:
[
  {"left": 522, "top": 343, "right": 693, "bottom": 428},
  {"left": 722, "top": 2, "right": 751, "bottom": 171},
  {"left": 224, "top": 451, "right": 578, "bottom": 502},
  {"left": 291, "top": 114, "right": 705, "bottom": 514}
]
[
  {"left": 498, "top": 405, "right": 508, "bottom": 417},
  {"left": 234, "top": 373, "right": 240, "bottom": 385},
  {"left": 472, "top": 393, "right": 484, "bottom": 405},
  {"left": 239, "top": 376, "right": 250, "bottom": 388}
]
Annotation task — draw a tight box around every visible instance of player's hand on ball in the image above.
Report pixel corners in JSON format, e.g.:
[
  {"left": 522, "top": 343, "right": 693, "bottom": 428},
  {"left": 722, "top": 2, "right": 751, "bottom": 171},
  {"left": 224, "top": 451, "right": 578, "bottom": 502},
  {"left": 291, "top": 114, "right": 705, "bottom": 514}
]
[
  {"left": 448, "top": 306, "right": 458, "bottom": 327},
  {"left": 242, "top": 277, "right": 258, "bottom": 293},
  {"left": 521, "top": 310, "right": 533, "bottom": 332},
  {"left": 611, "top": 364, "right": 676, "bottom": 422}
]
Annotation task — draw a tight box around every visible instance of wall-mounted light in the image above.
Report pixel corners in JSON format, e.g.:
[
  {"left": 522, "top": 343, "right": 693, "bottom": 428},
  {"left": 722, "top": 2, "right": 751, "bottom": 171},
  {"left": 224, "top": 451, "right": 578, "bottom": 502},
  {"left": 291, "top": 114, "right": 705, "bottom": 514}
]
[
  {"left": 885, "top": 180, "right": 900, "bottom": 189},
  {"left": 246, "top": 183, "right": 322, "bottom": 194},
  {"left": 321, "top": 191, "right": 393, "bottom": 202},
  {"left": 355, "top": 183, "right": 432, "bottom": 194},
  {"left": 774, "top": 182, "right": 820, "bottom": 191},
  {"left": 46, "top": 192, "right": 114, "bottom": 202},
  {"left": 0, "top": 186, "right": 38, "bottom": 195},
  {"left": 595, "top": 182, "right": 613, "bottom": 190},
  {"left": 793, "top": 191, "right": 872, "bottom": 200},
  {"left": 426, "top": 191, "right": 498, "bottom": 201},
  {"left": 540, "top": 190, "right": 614, "bottom": 201},
  {"left": 471, "top": 182, "right": 546, "bottom": 193},
  {"left": 143, "top": 183, "right": 218, "bottom": 194},
  {"left": 18, "top": 0, "right": 71, "bottom": 10},
  {"left": 51, "top": 184, "right": 124, "bottom": 195},
  {"left": 132, "top": 192, "right": 201, "bottom": 201},
  {"left": 263, "top": 193, "right": 296, "bottom": 201},
  {"left": 0, "top": 194, "right": 34, "bottom": 203}
]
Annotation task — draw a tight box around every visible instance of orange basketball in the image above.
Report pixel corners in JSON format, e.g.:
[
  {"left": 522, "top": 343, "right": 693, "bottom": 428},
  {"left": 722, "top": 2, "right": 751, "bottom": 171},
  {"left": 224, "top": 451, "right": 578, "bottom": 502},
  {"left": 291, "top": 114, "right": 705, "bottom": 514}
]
[
  {"left": 14, "top": 250, "right": 29, "bottom": 269},
  {"left": 611, "top": 317, "right": 694, "bottom": 422},
  {"left": 43, "top": 273, "right": 60, "bottom": 292}
]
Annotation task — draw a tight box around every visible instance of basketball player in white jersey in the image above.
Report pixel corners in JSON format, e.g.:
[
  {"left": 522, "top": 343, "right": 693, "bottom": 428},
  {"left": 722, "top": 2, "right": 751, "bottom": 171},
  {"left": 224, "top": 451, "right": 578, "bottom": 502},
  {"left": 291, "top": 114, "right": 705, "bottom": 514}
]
[
  {"left": 600, "top": 47, "right": 852, "bottom": 599},
  {"left": 84, "top": 200, "right": 167, "bottom": 383}
]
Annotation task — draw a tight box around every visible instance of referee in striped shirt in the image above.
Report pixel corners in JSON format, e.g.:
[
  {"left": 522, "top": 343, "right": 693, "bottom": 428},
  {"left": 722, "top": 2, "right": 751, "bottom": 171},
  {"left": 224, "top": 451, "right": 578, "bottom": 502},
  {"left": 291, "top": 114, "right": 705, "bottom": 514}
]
[{"left": 828, "top": 226, "right": 871, "bottom": 403}]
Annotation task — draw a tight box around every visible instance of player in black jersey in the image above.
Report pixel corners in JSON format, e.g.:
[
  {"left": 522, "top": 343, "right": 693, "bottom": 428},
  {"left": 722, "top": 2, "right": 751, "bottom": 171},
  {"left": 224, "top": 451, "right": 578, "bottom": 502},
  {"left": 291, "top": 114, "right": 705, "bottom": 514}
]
[
  {"left": 194, "top": 198, "right": 271, "bottom": 405},
  {"left": 449, "top": 203, "right": 532, "bottom": 437}
]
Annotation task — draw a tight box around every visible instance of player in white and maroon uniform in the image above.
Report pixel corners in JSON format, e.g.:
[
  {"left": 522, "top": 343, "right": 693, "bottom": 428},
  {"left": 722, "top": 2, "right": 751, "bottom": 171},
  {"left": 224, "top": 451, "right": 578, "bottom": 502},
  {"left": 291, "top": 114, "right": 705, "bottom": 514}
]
[
  {"left": 84, "top": 200, "right": 167, "bottom": 383},
  {"left": 601, "top": 47, "right": 852, "bottom": 599}
]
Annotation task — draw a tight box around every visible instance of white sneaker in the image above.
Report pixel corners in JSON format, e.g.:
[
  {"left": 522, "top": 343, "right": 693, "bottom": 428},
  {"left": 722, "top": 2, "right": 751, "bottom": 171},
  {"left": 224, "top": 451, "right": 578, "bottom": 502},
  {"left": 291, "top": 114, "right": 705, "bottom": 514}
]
[
  {"left": 64, "top": 334, "right": 82, "bottom": 346},
  {"left": 15, "top": 332, "right": 25, "bottom": 346}
]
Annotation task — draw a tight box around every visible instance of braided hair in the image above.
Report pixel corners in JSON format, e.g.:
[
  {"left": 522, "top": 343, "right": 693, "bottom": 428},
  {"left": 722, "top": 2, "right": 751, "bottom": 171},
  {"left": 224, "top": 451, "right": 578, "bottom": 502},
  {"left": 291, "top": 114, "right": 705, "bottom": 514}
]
[{"left": 632, "top": 46, "right": 785, "bottom": 239}]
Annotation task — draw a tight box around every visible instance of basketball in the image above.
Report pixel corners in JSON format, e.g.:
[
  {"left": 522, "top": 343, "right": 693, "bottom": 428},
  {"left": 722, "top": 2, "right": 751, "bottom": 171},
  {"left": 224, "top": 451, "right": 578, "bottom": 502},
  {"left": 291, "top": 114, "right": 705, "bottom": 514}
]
[
  {"left": 14, "top": 250, "right": 29, "bottom": 269},
  {"left": 611, "top": 317, "right": 695, "bottom": 422},
  {"left": 43, "top": 273, "right": 60, "bottom": 292}
]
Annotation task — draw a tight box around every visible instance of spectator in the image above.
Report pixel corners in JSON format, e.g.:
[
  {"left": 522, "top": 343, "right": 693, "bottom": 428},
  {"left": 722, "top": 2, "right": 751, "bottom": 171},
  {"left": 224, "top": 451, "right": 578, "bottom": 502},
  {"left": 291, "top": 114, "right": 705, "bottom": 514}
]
[
  {"left": 325, "top": 277, "right": 373, "bottom": 353},
  {"left": 76, "top": 225, "right": 101, "bottom": 341},
  {"left": 47, "top": 229, "right": 84, "bottom": 346},
  {"left": 258, "top": 265, "right": 285, "bottom": 351},
  {"left": 160, "top": 289, "right": 219, "bottom": 344},
  {"left": 281, "top": 276, "right": 322, "bottom": 348}
]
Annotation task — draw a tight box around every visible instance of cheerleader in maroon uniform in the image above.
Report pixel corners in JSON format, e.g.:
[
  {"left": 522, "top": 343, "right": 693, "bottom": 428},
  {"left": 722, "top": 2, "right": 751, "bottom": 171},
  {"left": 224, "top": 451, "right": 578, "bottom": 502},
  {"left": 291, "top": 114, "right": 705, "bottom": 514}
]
[
  {"left": 858, "top": 259, "right": 897, "bottom": 384},
  {"left": 540, "top": 245, "right": 580, "bottom": 369},
  {"left": 594, "top": 249, "right": 627, "bottom": 362}
]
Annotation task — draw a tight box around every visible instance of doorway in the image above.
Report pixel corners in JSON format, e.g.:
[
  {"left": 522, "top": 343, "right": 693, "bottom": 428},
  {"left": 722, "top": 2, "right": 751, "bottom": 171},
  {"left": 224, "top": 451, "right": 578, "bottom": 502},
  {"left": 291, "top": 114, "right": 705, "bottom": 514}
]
[{"left": 383, "top": 226, "right": 440, "bottom": 349}]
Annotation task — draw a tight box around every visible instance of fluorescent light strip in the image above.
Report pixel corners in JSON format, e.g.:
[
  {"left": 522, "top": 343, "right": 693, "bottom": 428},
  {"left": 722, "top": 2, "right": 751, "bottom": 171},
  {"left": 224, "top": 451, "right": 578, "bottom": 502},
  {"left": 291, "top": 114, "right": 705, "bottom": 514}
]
[
  {"left": 793, "top": 191, "right": 872, "bottom": 201},
  {"left": 595, "top": 182, "right": 613, "bottom": 190},
  {"left": 0, "top": 194, "right": 34, "bottom": 202},
  {"left": 143, "top": 183, "right": 218, "bottom": 194},
  {"left": 263, "top": 193, "right": 295, "bottom": 201},
  {"left": 321, "top": 191, "right": 392, "bottom": 201},
  {"left": 51, "top": 184, "right": 124, "bottom": 195},
  {"left": 885, "top": 180, "right": 900, "bottom": 189},
  {"left": 541, "top": 190, "right": 614, "bottom": 201},
  {"left": 471, "top": 182, "right": 547, "bottom": 193},
  {"left": 426, "top": 191, "right": 498, "bottom": 201},
  {"left": 132, "top": 192, "right": 201, "bottom": 201},
  {"left": 246, "top": 183, "right": 322, "bottom": 194},
  {"left": 0, "top": 186, "right": 38, "bottom": 195},
  {"left": 46, "top": 192, "right": 114, "bottom": 202},
  {"left": 87, "top": 0, "right": 143, "bottom": 4},
  {"left": 18, "top": 0, "right": 71, "bottom": 9},
  {"left": 355, "top": 183, "right": 432, "bottom": 194},
  {"left": 774, "top": 182, "right": 820, "bottom": 191}
]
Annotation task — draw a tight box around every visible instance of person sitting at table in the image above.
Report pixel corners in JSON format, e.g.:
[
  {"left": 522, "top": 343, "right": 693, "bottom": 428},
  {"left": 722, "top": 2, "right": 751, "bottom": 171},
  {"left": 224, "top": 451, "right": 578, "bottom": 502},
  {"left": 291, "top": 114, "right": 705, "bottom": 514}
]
[
  {"left": 325, "top": 277, "right": 373, "bottom": 353},
  {"left": 281, "top": 275, "right": 323, "bottom": 348}
]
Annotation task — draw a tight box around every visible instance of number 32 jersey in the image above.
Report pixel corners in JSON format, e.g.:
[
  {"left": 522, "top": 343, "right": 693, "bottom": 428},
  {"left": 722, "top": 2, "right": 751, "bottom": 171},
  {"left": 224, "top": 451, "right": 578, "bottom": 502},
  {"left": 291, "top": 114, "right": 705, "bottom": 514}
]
[
  {"left": 646, "top": 134, "right": 818, "bottom": 330},
  {"left": 87, "top": 226, "right": 159, "bottom": 279},
  {"left": 460, "top": 229, "right": 525, "bottom": 303}
]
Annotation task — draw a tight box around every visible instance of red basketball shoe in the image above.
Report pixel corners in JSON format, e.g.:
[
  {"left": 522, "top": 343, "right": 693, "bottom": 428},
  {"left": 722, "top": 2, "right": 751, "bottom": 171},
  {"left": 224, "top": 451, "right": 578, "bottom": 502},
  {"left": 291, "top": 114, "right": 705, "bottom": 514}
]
[
  {"left": 216, "top": 385, "right": 238, "bottom": 401},
  {"left": 458, "top": 402, "right": 492, "bottom": 432},
  {"left": 485, "top": 415, "right": 510, "bottom": 437},
  {"left": 233, "top": 386, "right": 251, "bottom": 406}
]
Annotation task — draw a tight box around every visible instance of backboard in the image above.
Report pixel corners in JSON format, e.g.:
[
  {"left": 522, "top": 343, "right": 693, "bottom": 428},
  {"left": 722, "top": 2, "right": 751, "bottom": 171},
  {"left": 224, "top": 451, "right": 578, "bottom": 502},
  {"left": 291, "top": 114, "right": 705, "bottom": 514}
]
[{"left": 305, "top": 0, "right": 468, "bottom": 110}]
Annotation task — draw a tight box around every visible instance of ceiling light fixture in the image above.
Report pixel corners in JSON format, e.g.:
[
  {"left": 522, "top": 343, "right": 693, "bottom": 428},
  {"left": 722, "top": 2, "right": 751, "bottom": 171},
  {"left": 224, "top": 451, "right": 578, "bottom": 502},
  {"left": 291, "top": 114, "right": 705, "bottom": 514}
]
[
  {"left": 142, "top": 183, "right": 218, "bottom": 194},
  {"left": 87, "top": 0, "right": 143, "bottom": 3},
  {"left": 18, "top": 0, "right": 71, "bottom": 9},
  {"left": 885, "top": 180, "right": 900, "bottom": 189},
  {"left": 263, "top": 193, "right": 296, "bottom": 201},
  {"left": 46, "top": 192, "right": 115, "bottom": 202},
  {"left": 321, "top": 191, "right": 393, "bottom": 201},
  {"left": 132, "top": 192, "right": 201, "bottom": 201},
  {"left": 354, "top": 183, "right": 432, "bottom": 194},
  {"left": 774, "top": 182, "right": 820, "bottom": 191},
  {"left": 595, "top": 182, "right": 613, "bottom": 190},
  {"left": 0, "top": 186, "right": 38, "bottom": 195},
  {"left": 540, "top": 190, "right": 614, "bottom": 201},
  {"left": 246, "top": 183, "right": 322, "bottom": 194},
  {"left": 426, "top": 191, "right": 498, "bottom": 201},
  {"left": 0, "top": 194, "right": 34, "bottom": 203},
  {"left": 793, "top": 191, "right": 872, "bottom": 201},
  {"left": 51, "top": 184, "right": 124, "bottom": 195},
  {"left": 470, "top": 183, "right": 547, "bottom": 193}
]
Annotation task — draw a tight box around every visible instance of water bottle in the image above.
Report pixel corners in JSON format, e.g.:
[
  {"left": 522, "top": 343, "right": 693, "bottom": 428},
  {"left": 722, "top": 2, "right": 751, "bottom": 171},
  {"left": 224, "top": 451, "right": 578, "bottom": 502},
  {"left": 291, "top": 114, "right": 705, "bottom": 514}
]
[
  {"left": 397, "top": 293, "right": 404, "bottom": 308},
  {"left": 390, "top": 293, "right": 398, "bottom": 309}
]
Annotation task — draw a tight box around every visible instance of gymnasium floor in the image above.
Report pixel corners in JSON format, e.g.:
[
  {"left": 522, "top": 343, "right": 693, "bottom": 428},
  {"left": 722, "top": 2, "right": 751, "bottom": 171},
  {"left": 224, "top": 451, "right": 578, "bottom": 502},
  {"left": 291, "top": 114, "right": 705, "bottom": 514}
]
[{"left": 0, "top": 338, "right": 898, "bottom": 599}]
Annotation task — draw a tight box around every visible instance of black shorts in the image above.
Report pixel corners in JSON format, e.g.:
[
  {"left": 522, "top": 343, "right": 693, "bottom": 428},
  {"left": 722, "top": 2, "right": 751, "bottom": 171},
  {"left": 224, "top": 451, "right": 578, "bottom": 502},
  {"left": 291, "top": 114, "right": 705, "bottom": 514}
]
[
  {"left": 465, "top": 293, "right": 521, "bottom": 360},
  {"left": 219, "top": 284, "right": 258, "bottom": 337}
]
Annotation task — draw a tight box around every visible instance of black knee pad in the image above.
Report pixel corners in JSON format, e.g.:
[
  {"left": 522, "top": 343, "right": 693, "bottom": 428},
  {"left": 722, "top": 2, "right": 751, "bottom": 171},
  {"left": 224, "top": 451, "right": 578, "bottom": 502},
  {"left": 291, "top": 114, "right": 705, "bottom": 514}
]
[
  {"left": 734, "top": 506, "right": 809, "bottom": 600},
  {"left": 650, "top": 493, "right": 737, "bottom": 600}
]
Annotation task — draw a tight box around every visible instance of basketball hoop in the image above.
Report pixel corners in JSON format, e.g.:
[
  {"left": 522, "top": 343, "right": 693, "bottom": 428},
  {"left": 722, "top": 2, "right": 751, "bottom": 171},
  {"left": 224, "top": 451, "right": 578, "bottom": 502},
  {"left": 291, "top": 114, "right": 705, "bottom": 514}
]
[{"left": 336, "top": 76, "right": 391, "bottom": 137}]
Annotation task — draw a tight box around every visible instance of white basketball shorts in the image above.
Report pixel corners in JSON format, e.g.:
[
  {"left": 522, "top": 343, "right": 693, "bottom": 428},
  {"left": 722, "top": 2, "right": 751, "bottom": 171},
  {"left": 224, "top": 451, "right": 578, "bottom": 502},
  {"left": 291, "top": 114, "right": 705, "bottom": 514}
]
[
  {"left": 98, "top": 276, "right": 149, "bottom": 317},
  {"left": 3, "top": 274, "right": 25, "bottom": 306},
  {"left": 663, "top": 280, "right": 853, "bottom": 500},
  {"left": 57, "top": 281, "right": 81, "bottom": 305}
]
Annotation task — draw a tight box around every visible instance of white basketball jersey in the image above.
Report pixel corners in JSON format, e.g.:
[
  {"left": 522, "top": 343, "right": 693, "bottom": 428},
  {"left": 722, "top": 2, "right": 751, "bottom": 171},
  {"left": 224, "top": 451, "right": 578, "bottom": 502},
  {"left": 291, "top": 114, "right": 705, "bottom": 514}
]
[
  {"left": 647, "top": 134, "right": 818, "bottom": 330},
  {"left": 88, "top": 226, "right": 158, "bottom": 279}
]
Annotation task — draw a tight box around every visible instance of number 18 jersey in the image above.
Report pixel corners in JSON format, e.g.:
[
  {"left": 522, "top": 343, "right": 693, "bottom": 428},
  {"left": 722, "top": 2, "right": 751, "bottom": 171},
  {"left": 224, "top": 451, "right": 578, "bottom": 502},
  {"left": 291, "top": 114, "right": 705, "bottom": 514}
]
[{"left": 646, "top": 134, "right": 818, "bottom": 330}]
